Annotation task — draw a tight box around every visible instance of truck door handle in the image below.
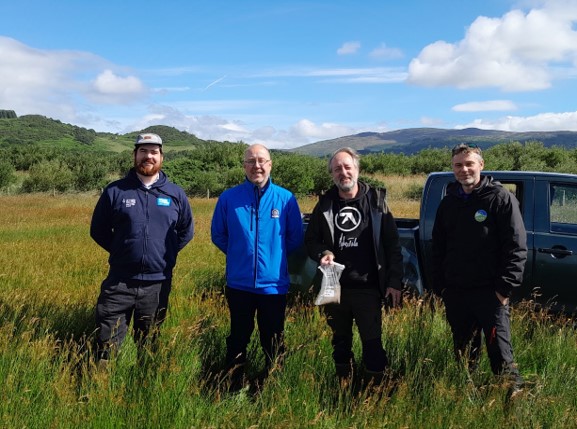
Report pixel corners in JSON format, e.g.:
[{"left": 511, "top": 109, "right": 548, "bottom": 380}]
[{"left": 538, "top": 247, "right": 573, "bottom": 258}]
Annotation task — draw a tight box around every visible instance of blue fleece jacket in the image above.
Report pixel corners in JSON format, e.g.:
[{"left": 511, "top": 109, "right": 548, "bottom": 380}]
[
  {"left": 211, "top": 178, "right": 303, "bottom": 294},
  {"left": 90, "top": 169, "right": 194, "bottom": 281}
]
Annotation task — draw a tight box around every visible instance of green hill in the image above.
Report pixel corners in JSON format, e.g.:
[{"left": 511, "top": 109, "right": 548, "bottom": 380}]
[{"left": 0, "top": 114, "right": 207, "bottom": 152}]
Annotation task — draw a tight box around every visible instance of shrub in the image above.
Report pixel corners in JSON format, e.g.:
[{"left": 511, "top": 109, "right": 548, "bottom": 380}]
[
  {"left": 21, "top": 160, "right": 75, "bottom": 193},
  {"left": 0, "top": 160, "right": 16, "bottom": 190},
  {"left": 404, "top": 183, "right": 424, "bottom": 200}
]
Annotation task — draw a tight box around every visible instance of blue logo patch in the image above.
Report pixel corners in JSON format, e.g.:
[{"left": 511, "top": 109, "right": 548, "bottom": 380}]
[
  {"left": 474, "top": 209, "right": 487, "bottom": 222},
  {"left": 157, "top": 197, "right": 171, "bottom": 207}
]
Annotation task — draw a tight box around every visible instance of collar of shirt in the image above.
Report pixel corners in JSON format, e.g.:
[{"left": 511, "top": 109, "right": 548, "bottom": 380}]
[{"left": 139, "top": 173, "right": 160, "bottom": 189}]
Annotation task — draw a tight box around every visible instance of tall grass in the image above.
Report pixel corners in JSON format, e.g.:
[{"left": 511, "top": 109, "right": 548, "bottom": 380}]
[{"left": 0, "top": 184, "right": 575, "bottom": 428}]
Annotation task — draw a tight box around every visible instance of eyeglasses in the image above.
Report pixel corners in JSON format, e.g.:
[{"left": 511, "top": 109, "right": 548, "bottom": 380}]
[
  {"left": 243, "top": 158, "right": 271, "bottom": 166},
  {"left": 451, "top": 143, "right": 481, "bottom": 156}
]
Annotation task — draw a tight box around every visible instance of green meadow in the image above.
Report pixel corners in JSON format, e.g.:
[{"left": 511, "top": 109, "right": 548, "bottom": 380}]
[{"left": 0, "top": 185, "right": 576, "bottom": 428}]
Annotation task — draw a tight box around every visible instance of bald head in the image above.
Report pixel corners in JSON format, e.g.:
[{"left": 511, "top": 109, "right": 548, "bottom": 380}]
[
  {"left": 243, "top": 144, "right": 272, "bottom": 188},
  {"left": 244, "top": 144, "right": 270, "bottom": 160}
]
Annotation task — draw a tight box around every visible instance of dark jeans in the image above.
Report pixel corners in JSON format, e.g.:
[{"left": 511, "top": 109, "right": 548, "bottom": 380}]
[
  {"left": 324, "top": 288, "right": 388, "bottom": 373},
  {"left": 225, "top": 287, "right": 287, "bottom": 369},
  {"left": 443, "top": 288, "right": 519, "bottom": 376},
  {"left": 95, "top": 277, "right": 171, "bottom": 360}
]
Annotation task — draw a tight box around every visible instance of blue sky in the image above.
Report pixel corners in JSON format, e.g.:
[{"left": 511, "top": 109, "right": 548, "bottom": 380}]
[{"left": 1, "top": 0, "right": 577, "bottom": 149}]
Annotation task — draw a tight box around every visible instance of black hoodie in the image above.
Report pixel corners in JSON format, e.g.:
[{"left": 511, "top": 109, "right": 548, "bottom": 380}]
[
  {"left": 431, "top": 175, "right": 527, "bottom": 298},
  {"left": 305, "top": 181, "right": 403, "bottom": 296}
]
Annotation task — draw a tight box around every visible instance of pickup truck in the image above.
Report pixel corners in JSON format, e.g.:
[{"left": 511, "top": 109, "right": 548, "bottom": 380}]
[{"left": 289, "top": 171, "right": 577, "bottom": 313}]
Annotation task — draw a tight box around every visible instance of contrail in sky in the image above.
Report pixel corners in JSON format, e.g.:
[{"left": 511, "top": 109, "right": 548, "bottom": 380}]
[{"left": 203, "top": 75, "right": 227, "bottom": 91}]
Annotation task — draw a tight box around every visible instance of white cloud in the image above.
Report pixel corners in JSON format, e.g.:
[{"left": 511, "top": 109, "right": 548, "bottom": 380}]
[
  {"left": 91, "top": 70, "right": 145, "bottom": 100},
  {"left": 152, "top": 86, "right": 191, "bottom": 93},
  {"left": 290, "top": 119, "right": 354, "bottom": 140},
  {"left": 420, "top": 116, "right": 445, "bottom": 127},
  {"left": 452, "top": 100, "right": 518, "bottom": 112},
  {"left": 407, "top": 2, "right": 577, "bottom": 91},
  {"left": 125, "top": 105, "right": 357, "bottom": 149},
  {"left": 250, "top": 67, "right": 407, "bottom": 83},
  {"left": 337, "top": 41, "right": 361, "bottom": 55},
  {"left": 127, "top": 105, "right": 253, "bottom": 144},
  {"left": 312, "top": 67, "right": 407, "bottom": 83},
  {"left": 369, "top": 43, "right": 403, "bottom": 60},
  {"left": 457, "top": 110, "right": 577, "bottom": 131},
  {"left": 0, "top": 36, "right": 147, "bottom": 120}
]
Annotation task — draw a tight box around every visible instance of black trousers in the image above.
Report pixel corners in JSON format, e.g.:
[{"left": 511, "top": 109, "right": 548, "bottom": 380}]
[
  {"left": 443, "top": 288, "right": 519, "bottom": 375},
  {"left": 225, "top": 287, "right": 287, "bottom": 369},
  {"left": 95, "top": 277, "right": 171, "bottom": 360},
  {"left": 324, "top": 288, "right": 389, "bottom": 373}
]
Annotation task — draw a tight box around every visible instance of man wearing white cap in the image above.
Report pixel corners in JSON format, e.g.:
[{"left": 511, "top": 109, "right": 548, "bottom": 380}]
[{"left": 90, "top": 133, "right": 194, "bottom": 364}]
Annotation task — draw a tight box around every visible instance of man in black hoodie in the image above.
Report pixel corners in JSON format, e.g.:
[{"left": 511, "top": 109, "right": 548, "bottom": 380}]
[
  {"left": 431, "top": 143, "right": 527, "bottom": 395},
  {"left": 305, "top": 147, "right": 403, "bottom": 386}
]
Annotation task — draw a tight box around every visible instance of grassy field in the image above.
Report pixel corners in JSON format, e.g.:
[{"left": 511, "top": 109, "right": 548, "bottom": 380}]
[{"left": 0, "top": 177, "right": 576, "bottom": 428}]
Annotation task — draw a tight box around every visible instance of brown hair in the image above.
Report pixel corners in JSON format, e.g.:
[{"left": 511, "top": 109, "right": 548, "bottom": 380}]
[
  {"left": 328, "top": 147, "right": 360, "bottom": 173},
  {"left": 451, "top": 143, "right": 482, "bottom": 159}
]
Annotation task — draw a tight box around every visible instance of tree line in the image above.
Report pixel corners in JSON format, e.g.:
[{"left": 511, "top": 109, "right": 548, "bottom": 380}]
[{"left": 1, "top": 140, "right": 577, "bottom": 197}]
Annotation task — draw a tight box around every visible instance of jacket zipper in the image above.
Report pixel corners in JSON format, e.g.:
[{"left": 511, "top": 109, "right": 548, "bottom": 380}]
[
  {"left": 253, "top": 186, "right": 260, "bottom": 287},
  {"left": 142, "top": 190, "right": 149, "bottom": 276}
]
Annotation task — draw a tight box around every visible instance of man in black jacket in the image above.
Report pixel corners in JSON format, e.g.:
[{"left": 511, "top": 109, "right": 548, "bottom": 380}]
[
  {"left": 431, "top": 143, "right": 527, "bottom": 395},
  {"left": 305, "top": 147, "right": 403, "bottom": 386}
]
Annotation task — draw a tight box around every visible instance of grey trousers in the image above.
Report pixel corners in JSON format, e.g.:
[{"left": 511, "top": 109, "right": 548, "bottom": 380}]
[{"left": 95, "top": 277, "right": 171, "bottom": 360}]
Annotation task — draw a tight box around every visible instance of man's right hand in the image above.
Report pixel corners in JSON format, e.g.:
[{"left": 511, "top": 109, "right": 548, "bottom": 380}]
[{"left": 320, "top": 254, "right": 335, "bottom": 266}]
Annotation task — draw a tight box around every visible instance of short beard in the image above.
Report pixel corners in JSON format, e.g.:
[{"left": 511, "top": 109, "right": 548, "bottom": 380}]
[
  {"left": 336, "top": 178, "right": 356, "bottom": 193},
  {"left": 135, "top": 162, "right": 161, "bottom": 177}
]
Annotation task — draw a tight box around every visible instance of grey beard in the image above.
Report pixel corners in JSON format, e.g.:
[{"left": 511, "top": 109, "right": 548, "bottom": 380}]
[{"left": 336, "top": 179, "right": 356, "bottom": 193}]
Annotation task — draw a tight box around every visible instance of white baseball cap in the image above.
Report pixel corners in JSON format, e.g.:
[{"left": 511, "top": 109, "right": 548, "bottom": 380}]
[{"left": 135, "top": 133, "right": 163, "bottom": 146}]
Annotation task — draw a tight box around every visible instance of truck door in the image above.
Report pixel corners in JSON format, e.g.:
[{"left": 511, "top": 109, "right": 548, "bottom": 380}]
[{"left": 532, "top": 180, "right": 577, "bottom": 312}]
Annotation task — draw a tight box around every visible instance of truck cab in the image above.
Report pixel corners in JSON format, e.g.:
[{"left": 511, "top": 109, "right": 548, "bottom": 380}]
[{"left": 418, "top": 171, "right": 577, "bottom": 312}]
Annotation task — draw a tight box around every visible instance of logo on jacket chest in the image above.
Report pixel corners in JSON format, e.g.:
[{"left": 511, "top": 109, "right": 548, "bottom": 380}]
[
  {"left": 157, "top": 197, "right": 172, "bottom": 207},
  {"left": 335, "top": 206, "right": 362, "bottom": 232},
  {"left": 474, "top": 209, "right": 488, "bottom": 222},
  {"left": 123, "top": 198, "right": 136, "bottom": 208}
]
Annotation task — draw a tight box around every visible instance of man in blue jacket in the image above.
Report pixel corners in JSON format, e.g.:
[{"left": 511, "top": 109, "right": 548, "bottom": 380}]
[
  {"left": 90, "top": 133, "right": 193, "bottom": 363},
  {"left": 211, "top": 144, "right": 303, "bottom": 389}
]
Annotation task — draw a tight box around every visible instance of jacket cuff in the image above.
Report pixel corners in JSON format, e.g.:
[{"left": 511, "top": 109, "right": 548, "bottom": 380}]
[{"left": 496, "top": 284, "right": 513, "bottom": 298}]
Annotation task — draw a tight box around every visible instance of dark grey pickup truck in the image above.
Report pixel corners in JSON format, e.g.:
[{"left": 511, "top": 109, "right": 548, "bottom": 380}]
[{"left": 290, "top": 171, "right": 577, "bottom": 313}]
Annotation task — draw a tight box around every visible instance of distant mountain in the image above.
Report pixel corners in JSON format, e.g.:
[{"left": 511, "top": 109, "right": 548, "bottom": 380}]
[
  {"left": 291, "top": 128, "right": 577, "bottom": 156},
  {"left": 3, "top": 113, "right": 577, "bottom": 158}
]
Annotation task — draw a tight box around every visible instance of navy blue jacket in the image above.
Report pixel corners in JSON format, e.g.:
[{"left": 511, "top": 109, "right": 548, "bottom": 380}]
[{"left": 90, "top": 169, "right": 194, "bottom": 281}]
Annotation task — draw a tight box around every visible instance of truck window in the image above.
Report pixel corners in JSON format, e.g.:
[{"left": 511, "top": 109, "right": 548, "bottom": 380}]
[
  {"left": 501, "top": 182, "right": 523, "bottom": 214},
  {"left": 550, "top": 184, "right": 577, "bottom": 233},
  {"left": 441, "top": 181, "right": 523, "bottom": 212}
]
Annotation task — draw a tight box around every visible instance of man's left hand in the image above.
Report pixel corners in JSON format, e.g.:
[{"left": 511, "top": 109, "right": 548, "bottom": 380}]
[
  {"left": 385, "top": 287, "right": 402, "bottom": 307},
  {"left": 496, "top": 291, "right": 509, "bottom": 306}
]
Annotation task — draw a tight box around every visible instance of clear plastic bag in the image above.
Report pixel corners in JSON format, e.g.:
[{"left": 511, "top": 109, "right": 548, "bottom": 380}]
[{"left": 314, "top": 262, "right": 345, "bottom": 306}]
